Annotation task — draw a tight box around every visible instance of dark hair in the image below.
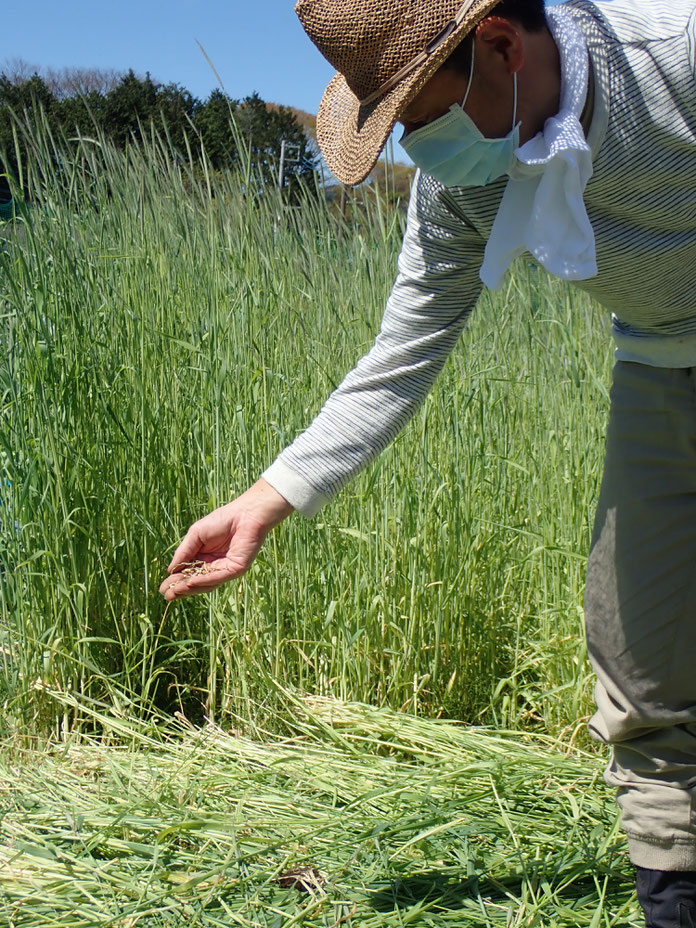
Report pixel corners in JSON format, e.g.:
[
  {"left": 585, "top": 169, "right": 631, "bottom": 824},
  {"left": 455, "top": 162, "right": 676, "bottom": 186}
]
[
  {"left": 440, "top": 0, "right": 547, "bottom": 74},
  {"left": 486, "top": 0, "right": 547, "bottom": 30}
]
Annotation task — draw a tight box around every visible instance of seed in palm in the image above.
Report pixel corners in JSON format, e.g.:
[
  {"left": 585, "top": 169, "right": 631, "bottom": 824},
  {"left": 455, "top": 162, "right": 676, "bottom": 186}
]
[{"left": 175, "top": 560, "right": 218, "bottom": 578}]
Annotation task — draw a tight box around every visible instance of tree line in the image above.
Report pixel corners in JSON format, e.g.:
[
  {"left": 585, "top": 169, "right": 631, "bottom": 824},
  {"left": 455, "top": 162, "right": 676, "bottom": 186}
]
[{"left": 0, "top": 65, "right": 317, "bottom": 203}]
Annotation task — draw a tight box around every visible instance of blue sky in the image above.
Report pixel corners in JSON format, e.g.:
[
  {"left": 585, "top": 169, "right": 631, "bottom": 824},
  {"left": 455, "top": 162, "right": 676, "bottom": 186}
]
[
  {"left": 4, "top": 1, "right": 336, "bottom": 114},
  {"left": 4, "top": 0, "right": 567, "bottom": 162}
]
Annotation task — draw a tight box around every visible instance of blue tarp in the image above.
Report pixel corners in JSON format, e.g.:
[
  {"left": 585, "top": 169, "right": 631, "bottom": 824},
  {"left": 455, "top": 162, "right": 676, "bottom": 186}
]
[{"left": 0, "top": 198, "right": 15, "bottom": 220}]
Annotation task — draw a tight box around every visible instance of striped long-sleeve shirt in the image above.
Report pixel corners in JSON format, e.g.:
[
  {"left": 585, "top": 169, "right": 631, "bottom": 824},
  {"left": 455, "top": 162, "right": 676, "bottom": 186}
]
[{"left": 263, "top": 0, "right": 696, "bottom": 516}]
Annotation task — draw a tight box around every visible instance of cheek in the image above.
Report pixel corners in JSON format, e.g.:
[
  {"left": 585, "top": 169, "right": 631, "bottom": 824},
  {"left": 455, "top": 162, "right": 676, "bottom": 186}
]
[{"left": 399, "top": 119, "right": 426, "bottom": 135}]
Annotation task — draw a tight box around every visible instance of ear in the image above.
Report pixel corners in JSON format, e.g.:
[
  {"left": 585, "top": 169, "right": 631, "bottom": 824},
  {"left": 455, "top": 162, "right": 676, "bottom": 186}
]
[{"left": 472, "top": 16, "right": 525, "bottom": 75}]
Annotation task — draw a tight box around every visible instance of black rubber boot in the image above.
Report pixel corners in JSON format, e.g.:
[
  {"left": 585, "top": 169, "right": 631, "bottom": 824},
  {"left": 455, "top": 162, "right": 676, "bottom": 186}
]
[{"left": 636, "top": 868, "right": 696, "bottom": 927}]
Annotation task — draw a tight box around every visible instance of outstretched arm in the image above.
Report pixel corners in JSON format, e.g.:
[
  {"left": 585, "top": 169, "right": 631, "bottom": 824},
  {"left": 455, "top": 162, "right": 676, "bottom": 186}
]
[{"left": 161, "top": 174, "right": 489, "bottom": 600}]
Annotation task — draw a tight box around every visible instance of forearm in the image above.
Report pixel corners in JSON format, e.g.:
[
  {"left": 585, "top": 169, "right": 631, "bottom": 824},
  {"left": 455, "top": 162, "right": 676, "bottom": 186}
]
[
  {"left": 263, "top": 278, "right": 478, "bottom": 514},
  {"left": 264, "top": 174, "right": 487, "bottom": 516}
]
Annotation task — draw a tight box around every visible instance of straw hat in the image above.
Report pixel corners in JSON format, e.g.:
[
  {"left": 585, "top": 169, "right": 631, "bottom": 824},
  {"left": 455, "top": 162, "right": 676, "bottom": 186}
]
[{"left": 295, "top": 0, "right": 501, "bottom": 186}]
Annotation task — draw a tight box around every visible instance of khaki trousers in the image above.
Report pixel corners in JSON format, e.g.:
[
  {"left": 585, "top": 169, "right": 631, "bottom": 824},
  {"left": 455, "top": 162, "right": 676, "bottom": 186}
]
[{"left": 586, "top": 361, "right": 696, "bottom": 870}]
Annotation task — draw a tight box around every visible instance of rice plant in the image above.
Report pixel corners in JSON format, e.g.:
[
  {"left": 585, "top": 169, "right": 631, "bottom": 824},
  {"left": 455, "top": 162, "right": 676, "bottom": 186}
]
[{"left": 0, "top": 116, "right": 611, "bottom": 738}]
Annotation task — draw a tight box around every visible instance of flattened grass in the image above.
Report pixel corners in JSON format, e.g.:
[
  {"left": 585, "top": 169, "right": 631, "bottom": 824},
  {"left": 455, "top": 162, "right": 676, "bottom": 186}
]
[{"left": 0, "top": 696, "right": 639, "bottom": 927}]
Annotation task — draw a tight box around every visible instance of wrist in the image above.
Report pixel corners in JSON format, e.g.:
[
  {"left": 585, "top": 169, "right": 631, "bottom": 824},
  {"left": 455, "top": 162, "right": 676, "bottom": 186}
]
[
  {"left": 261, "top": 460, "right": 331, "bottom": 517},
  {"left": 245, "top": 477, "right": 295, "bottom": 528}
]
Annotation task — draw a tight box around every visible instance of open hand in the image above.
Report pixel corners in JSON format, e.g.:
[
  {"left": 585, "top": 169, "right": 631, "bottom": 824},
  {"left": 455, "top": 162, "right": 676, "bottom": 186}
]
[{"left": 159, "top": 478, "right": 294, "bottom": 601}]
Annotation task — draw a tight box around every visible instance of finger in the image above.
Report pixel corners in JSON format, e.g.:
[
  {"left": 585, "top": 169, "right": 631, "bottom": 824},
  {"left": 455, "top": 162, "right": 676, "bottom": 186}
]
[
  {"left": 162, "top": 578, "right": 227, "bottom": 600},
  {"left": 163, "top": 580, "right": 225, "bottom": 601},
  {"left": 159, "top": 572, "right": 184, "bottom": 595},
  {"left": 159, "top": 565, "right": 221, "bottom": 595},
  {"left": 160, "top": 566, "right": 236, "bottom": 600},
  {"left": 167, "top": 527, "right": 204, "bottom": 573}
]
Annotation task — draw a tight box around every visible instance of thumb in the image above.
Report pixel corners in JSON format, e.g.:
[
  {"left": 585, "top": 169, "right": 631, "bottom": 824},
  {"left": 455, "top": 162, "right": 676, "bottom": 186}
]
[{"left": 167, "top": 526, "right": 206, "bottom": 573}]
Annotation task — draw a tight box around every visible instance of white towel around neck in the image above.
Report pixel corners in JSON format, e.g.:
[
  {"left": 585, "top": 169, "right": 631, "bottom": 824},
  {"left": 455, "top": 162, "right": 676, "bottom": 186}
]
[{"left": 479, "top": 6, "right": 597, "bottom": 290}]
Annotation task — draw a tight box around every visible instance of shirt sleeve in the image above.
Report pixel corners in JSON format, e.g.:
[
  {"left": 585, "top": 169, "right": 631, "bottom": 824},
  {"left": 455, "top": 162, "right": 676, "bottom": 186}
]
[{"left": 262, "top": 172, "right": 487, "bottom": 516}]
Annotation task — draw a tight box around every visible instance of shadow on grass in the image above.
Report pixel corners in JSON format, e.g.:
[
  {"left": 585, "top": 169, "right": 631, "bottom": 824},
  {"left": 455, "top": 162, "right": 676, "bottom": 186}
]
[
  {"left": 367, "top": 870, "right": 478, "bottom": 912},
  {"left": 366, "top": 868, "right": 633, "bottom": 914}
]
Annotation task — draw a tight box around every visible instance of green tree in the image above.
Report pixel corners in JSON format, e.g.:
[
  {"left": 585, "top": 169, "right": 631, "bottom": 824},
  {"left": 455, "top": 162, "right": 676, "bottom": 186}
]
[
  {"left": 0, "top": 73, "right": 58, "bottom": 189},
  {"left": 193, "top": 88, "right": 239, "bottom": 168},
  {"left": 233, "top": 92, "right": 315, "bottom": 190},
  {"left": 0, "top": 68, "right": 317, "bottom": 200},
  {"left": 101, "top": 71, "right": 159, "bottom": 145},
  {"left": 192, "top": 89, "right": 316, "bottom": 190}
]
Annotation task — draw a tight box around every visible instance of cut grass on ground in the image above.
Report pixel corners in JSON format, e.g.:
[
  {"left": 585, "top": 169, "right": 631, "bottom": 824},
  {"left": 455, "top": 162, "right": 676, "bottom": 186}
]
[{"left": 1, "top": 695, "right": 640, "bottom": 927}]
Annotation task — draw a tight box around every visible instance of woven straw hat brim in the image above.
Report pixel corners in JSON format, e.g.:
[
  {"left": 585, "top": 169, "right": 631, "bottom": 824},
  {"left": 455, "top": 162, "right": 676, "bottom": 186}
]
[{"left": 316, "top": 0, "right": 501, "bottom": 186}]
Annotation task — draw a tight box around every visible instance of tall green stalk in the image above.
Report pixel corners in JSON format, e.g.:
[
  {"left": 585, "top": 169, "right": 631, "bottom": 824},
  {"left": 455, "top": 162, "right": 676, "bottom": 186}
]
[{"left": 1, "top": 116, "right": 611, "bottom": 738}]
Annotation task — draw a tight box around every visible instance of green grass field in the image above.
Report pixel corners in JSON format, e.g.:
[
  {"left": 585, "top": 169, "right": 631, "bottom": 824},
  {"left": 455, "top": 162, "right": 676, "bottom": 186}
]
[{"left": 0, "top": 130, "right": 632, "bottom": 925}]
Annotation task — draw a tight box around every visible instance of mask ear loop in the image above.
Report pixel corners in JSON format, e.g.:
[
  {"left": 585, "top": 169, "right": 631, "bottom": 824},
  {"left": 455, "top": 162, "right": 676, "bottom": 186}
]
[
  {"left": 461, "top": 39, "right": 520, "bottom": 132},
  {"left": 460, "top": 40, "right": 476, "bottom": 109}
]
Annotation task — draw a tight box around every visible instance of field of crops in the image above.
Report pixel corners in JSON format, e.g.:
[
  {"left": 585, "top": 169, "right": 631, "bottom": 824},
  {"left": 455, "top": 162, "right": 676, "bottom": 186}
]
[{"left": 0, "top": 132, "right": 638, "bottom": 924}]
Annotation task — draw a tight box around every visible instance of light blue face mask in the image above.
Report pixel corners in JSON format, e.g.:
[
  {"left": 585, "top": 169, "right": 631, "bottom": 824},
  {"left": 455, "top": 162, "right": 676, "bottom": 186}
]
[{"left": 401, "top": 44, "right": 520, "bottom": 188}]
